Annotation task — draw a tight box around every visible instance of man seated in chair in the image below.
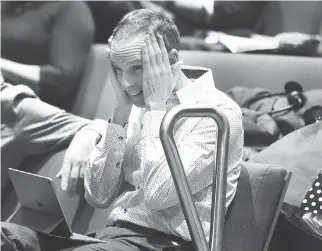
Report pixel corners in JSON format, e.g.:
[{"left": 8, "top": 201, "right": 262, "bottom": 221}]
[{"left": 1, "top": 9, "right": 243, "bottom": 251}]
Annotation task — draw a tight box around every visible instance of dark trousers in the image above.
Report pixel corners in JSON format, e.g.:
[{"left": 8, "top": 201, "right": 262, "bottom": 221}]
[{"left": 1, "top": 221, "right": 193, "bottom": 251}]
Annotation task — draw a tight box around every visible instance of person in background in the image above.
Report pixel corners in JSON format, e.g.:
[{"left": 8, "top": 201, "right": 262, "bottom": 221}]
[
  {"left": 1, "top": 73, "right": 106, "bottom": 202},
  {"left": 162, "top": 1, "right": 322, "bottom": 55},
  {"left": 164, "top": 1, "right": 265, "bottom": 36},
  {"left": 1, "top": 1, "right": 94, "bottom": 110},
  {"left": 1, "top": 9, "right": 244, "bottom": 251},
  {"left": 0, "top": 1, "right": 95, "bottom": 201},
  {"left": 86, "top": 1, "right": 137, "bottom": 43}
]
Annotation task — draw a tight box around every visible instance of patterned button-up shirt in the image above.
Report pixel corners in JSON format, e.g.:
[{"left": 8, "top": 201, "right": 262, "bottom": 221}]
[{"left": 84, "top": 66, "right": 244, "bottom": 241}]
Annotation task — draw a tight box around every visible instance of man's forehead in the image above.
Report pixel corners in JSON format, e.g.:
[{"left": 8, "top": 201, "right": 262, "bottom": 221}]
[
  {"left": 110, "top": 35, "right": 146, "bottom": 66},
  {"left": 111, "top": 34, "right": 146, "bottom": 51}
]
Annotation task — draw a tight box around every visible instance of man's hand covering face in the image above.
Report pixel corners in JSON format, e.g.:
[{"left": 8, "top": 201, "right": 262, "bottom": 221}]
[{"left": 141, "top": 32, "right": 182, "bottom": 111}]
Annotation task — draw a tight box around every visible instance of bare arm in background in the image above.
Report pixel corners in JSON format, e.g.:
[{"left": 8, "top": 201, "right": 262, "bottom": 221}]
[
  {"left": 1, "top": 2, "right": 94, "bottom": 109},
  {"left": 1, "top": 77, "right": 104, "bottom": 195}
]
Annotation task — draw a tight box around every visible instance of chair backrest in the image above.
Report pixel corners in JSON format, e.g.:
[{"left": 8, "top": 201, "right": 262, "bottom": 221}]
[
  {"left": 70, "top": 45, "right": 322, "bottom": 121},
  {"left": 72, "top": 45, "right": 110, "bottom": 119},
  {"left": 179, "top": 51, "right": 322, "bottom": 93},
  {"left": 223, "top": 162, "right": 291, "bottom": 251}
]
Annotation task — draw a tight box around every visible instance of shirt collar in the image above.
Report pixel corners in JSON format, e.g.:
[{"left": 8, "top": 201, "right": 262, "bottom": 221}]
[
  {"left": 175, "top": 65, "right": 216, "bottom": 105},
  {"left": 154, "top": 65, "right": 216, "bottom": 112}
]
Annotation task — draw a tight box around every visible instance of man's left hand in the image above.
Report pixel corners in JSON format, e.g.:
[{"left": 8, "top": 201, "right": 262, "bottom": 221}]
[
  {"left": 56, "top": 129, "right": 100, "bottom": 197},
  {"left": 142, "top": 32, "right": 182, "bottom": 111}
]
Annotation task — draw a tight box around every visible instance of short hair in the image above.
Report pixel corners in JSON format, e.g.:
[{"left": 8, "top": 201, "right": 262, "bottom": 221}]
[{"left": 112, "top": 9, "right": 180, "bottom": 52}]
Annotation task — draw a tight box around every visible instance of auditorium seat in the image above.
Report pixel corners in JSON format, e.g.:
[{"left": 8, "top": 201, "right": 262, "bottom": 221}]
[
  {"left": 155, "top": 107, "right": 291, "bottom": 251},
  {"left": 73, "top": 45, "right": 322, "bottom": 122},
  {"left": 71, "top": 45, "right": 110, "bottom": 120},
  {"left": 225, "top": 163, "right": 290, "bottom": 251}
]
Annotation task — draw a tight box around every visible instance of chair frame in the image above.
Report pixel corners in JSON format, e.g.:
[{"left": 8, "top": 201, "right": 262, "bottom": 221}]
[
  {"left": 263, "top": 171, "right": 291, "bottom": 251},
  {"left": 160, "top": 105, "right": 230, "bottom": 251},
  {"left": 160, "top": 104, "right": 291, "bottom": 251}
]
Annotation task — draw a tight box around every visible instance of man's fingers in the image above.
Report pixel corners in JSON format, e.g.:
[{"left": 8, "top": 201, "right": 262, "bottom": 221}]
[
  {"left": 69, "top": 164, "right": 80, "bottom": 195},
  {"left": 108, "top": 35, "right": 113, "bottom": 48},
  {"left": 79, "top": 162, "right": 86, "bottom": 179},
  {"left": 107, "top": 54, "right": 119, "bottom": 87},
  {"left": 156, "top": 34, "right": 170, "bottom": 67},
  {"left": 107, "top": 36, "right": 114, "bottom": 54},
  {"left": 142, "top": 44, "right": 150, "bottom": 78},
  {"left": 149, "top": 32, "right": 162, "bottom": 66},
  {"left": 171, "top": 61, "right": 183, "bottom": 72},
  {"left": 171, "top": 61, "right": 183, "bottom": 83},
  {"left": 145, "top": 35, "right": 157, "bottom": 69},
  {"left": 60, "top": 161, "right": 72, "bottom": 191}
]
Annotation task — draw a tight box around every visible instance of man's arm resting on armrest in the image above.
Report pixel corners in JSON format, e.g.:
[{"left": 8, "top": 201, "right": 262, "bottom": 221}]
[
  {"left": 84, "top": 120, "right": 127, "bottom": 208},
  {"left": 56, "top": 119, "right": 107, "bottom": 195}
]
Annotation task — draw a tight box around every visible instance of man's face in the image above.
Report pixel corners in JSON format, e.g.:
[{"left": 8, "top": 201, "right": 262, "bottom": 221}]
[{"left": 110, "top": 34, "right": 146, "bottom": 107}]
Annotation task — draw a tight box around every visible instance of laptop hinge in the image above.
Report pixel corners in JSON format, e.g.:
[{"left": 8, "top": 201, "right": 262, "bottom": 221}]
[{"left": 49, "top": 218, "right": 71, "bottom": 237}]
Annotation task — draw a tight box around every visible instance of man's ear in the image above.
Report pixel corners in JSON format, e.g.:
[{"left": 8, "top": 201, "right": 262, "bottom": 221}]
[{"left": 168, "top": 49, "right": 179, "bottom": 65}]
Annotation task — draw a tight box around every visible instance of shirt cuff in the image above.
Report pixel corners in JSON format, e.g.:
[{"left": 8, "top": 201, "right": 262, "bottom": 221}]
[
  {"left": 80, "top": 119, "right": 108, "bottom": 137},
  {"left": 97, "top": 122, "right": 127, "bottom": 152},
  {"left": 141, "top": 111, "right": 166, "bottom": 138}
]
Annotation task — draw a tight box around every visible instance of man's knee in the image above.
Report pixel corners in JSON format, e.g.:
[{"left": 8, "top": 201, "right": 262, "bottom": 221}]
[{"left": 1, "top": 222, "right": 41, "bottom": 251}]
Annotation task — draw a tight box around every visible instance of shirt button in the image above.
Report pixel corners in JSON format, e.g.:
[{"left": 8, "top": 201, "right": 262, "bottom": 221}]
[
  {"left": 116, "top": 162, "right": 121, "bottom": 168},
  {"left": 123, "top": 208, "right": 127, "bottom": 213},
  {"left": 137, "top": 185, "right": 140, "bottom": 190},
  {"left": 118, "top": 136, "right": 124, "bottom": 140}
]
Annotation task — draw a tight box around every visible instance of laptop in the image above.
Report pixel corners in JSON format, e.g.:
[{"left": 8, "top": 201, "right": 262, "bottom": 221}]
[{"left": 7, "top": 168, "right": 105, "bottom": 243}]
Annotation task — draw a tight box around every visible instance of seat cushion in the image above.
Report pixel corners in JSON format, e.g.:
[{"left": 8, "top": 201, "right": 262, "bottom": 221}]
[
  {"left": 223, "top": 162, "right": 289, "bottom": 251},
  {"left": 72, "top": 45, "right": 110, "bottom": 119}
]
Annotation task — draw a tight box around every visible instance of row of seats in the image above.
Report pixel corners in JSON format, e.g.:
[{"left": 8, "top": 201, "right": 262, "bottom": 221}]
[{"left": 73, "top": 45, "right": 322, "bottom": 121}]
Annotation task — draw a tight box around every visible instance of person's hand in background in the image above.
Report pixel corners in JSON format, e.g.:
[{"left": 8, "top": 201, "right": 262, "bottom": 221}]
[{"left": 56, "top": 128, "right": 101, "bottom": 197}]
